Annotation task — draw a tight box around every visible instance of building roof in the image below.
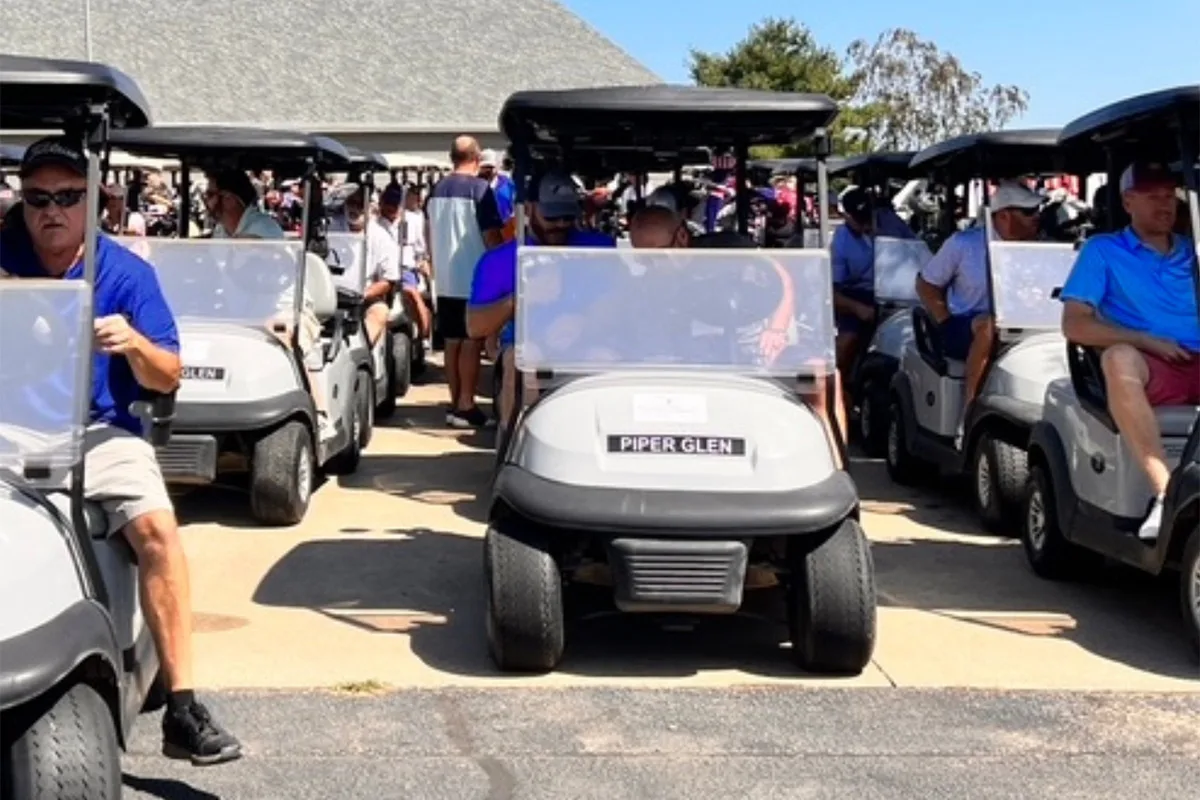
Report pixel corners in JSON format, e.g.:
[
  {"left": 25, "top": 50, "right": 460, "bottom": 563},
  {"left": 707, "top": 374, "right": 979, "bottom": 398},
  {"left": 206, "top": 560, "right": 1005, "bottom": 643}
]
[{"left": 0, "top": 0, "right": 660, "bottom": 131}]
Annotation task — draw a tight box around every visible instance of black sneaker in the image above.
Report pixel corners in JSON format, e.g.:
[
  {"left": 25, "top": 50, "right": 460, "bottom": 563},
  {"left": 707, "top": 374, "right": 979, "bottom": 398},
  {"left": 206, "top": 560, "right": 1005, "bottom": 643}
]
[
  {"left": 162, "top": 701, "right": 242, "bottom": 766},
  {"left": 447, "top": 406, "right": 491, "bottom": 429}
]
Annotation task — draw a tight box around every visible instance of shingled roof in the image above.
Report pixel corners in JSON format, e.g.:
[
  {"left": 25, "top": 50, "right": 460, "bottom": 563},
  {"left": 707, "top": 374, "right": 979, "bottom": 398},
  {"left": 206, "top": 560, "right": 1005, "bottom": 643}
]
[{"left": 0, "top": 0, "right": 660, "bottom": 131}]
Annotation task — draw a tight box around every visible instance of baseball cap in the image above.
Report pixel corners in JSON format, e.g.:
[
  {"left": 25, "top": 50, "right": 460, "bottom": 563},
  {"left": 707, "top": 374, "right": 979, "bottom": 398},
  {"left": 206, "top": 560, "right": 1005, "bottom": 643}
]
[
  {"left": 20, "top": 136, "right": 88, "bottom": 178},
  {"left": 480, "top": 149, "right": 499, "bottom": 168},
  {"left": 646, "top": 186, "right": 679, "bottom": 212},
  {"left": 839, "top": 186, "right": 871, "bottom": 223},
  {"left": 534, "top": 173, "right": 581, "bottom": 218},
  {"left": 990, "top": 180, "right": 1042, "bottom": 213},
  {"left": 379, "top": 182, "right": 405, "bottom": 207},
  {"left": 1119, "top": 161, "right": 1176, "bottom": 193}
]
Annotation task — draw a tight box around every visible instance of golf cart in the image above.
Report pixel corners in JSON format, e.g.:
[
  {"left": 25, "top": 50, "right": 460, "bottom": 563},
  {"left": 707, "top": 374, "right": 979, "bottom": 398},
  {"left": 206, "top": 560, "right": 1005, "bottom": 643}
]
[
  {"left": 826, "top": 152, "right": 931, "bottom": 456},
  {"left": 1021, "top": 86, "right": 1200, "bottom": 654},
  {"left": 486, "top": 85, "right": 877, "bottom": 675},
  {"left": 0, "top": 54, "right": 166, "bottom": 799},
  {"left": 106, "top": 126, "right": 364, "bottom": 525},
  {"left": 886, "top": 130, "right": 1084, "bottom": 532}
]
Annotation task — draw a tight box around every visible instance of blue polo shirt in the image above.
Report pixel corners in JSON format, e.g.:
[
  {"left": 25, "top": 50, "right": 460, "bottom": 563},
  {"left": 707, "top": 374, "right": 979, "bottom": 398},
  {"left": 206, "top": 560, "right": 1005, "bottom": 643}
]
[
  {"left": 0, "top": 228, "right": 180, "bottom": 435},
  {"left": 831, "top": 207, "right": 915, "bottom": 293},
  {"left": 468, "top": 230, "right": 615, "bottom": 347},
  {"left": 493, "top": 174, "right": 516, "bottom": 222},
  {"left": 1060, "top": 228, "right": 1199, "bottom": 352}
]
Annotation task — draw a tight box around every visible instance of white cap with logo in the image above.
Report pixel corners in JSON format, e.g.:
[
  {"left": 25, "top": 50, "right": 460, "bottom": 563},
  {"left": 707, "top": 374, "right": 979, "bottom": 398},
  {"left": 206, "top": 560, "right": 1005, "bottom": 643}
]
[{"left": 990, "top": 180, "right": 1042, "bottom": 212}]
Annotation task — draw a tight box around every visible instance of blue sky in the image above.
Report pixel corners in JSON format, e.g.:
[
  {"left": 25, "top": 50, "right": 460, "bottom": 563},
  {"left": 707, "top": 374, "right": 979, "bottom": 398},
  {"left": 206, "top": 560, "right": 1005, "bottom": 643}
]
[{"left": 563, "top": 0, "right": 1200, "bottom": 128}]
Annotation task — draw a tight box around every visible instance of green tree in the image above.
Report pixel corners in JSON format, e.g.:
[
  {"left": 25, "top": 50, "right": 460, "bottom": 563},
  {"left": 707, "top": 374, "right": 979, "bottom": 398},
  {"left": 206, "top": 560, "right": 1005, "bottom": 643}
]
[
  {"left": 688, "top": 18, "right": 866, "bottom": 157},
  {"left": 847, "top": 29, "right": 1030, "bottom": 151}
]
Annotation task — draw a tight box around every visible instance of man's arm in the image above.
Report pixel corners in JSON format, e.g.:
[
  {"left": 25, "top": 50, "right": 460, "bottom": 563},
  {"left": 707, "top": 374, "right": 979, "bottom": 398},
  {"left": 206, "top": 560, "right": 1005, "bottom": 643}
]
[
  {"left": 476, "top": 186, "right": 504, "bottom": 249},
  {"left": 126, "top": 329, "right": 182, "bottom": 393},
  {"left": 364, "top": 227, "right": 400, "bottom": 303},
  {"left": 915, "top": 234, "right": 960, "bottom": 323},
  {"left": 113, "top": 269, "right": 182, "bottom": 393}
]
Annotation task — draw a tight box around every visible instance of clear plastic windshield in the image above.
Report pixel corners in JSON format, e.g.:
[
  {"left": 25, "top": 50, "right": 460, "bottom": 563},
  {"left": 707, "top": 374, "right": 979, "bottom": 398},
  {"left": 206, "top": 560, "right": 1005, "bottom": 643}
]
[
  {"left": 873, "top": 237, "right": 931, "bottom": 304},
  {"left": 801, "top": 221, "right": 843, "bottom": 249},
  {"left": 515, "top": 247, "right": 835, "bottom": 376},
  {"left": 988, "top": 240, "right": 1078, "bottom": 331},
  {"left": 0, "top": 281, "right": 91, "bottom": 483},
  {"left": 325, "top": 231, "right": 366, "bottom": 293},
  {"left": 116, "top": 237, "right": 305, "bottom": 326}
]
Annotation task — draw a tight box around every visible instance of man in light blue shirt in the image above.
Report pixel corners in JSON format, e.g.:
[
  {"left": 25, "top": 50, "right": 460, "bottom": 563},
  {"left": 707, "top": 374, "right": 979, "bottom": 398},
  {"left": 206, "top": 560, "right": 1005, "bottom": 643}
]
[
  {"left": 917, "top": 181, "right": 1042, "bottom": 421},
  {"left": 1060, "top": 161, "right": 1199, "bottom": 540}
]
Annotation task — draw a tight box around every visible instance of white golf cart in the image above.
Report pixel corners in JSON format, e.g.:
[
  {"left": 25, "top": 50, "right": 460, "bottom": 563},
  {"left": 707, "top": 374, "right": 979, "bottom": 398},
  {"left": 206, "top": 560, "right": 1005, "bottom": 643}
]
[
  {"left": 485, "top": 85, "right": 877, "bottom": 676},
  {"left": 0, "top": 53, "right": 168, "bottom": 800},
  {"left": 1022, "top": 85, "right": 1200, "bottom": 656},
  {"left": 106, "top": 127, "right": 365, "bottom": 525},
  {"left": 886, "top": 130, "right": 1086, "bottom": 531}
]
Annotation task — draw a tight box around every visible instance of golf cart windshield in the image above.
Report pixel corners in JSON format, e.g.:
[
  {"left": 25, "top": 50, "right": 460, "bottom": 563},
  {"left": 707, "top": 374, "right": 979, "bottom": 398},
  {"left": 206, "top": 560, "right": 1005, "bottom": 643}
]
[
  {"left": 514, "top": 247, "right": 835, "bottom": 376},
  {"left": 874, "top": 237, "right": 932, "bottom": 303},
  {"left": 326, "top": 231, "right": 365, "bottom": 293},
  {"left": 0, "top": 281, "right": 92, "bottom": 483},
  {"left": 985, "top": 218, "right": 1077, "bottom": 332},
  {"left": 116, "top": 237, "right": 305, "bottom": 326}
]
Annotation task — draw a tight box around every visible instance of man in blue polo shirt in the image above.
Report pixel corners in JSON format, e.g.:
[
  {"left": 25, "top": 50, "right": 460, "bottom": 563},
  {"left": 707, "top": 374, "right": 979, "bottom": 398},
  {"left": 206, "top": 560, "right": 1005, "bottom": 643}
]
[
  {"left": 1060, "top": 161, "right": 1199, "bottom": 541},
  {"left": 467, "top": 172, "right": 614, "bottom": 428},
  {"left": 0, "top": 138, "right": 241, "bottom": 766}
]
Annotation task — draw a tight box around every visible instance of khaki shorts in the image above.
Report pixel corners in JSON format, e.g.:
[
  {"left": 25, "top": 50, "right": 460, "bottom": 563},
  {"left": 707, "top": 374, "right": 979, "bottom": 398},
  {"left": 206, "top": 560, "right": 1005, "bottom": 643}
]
[{"left": 81, "top": 424, "right": 174, "bottom": 535}]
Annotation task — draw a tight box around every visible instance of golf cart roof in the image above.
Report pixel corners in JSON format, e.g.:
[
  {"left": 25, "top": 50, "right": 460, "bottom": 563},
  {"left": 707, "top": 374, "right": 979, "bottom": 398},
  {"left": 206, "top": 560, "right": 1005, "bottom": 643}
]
[
  {"left": 564, "top": 146, "right": 713, "bottom": 178},
  {"left": 500, "top": 85, "right": 839, "bottom": 152},
  {"left": 0, "top": 53, "right": 151, "bottom": 131},
  {"left": 106, "top": 126, "right": 352, "bottom": 171},
  {"left": 909, "top": 129, "right": 1067, "bottom": 179},
  {"left": 0, "top": 143, "right": 25, "bottom": 167},
  {"left": 346, "top": 147, "right": 390, "bottom": 171},
  {"left": 1058, "top": 85, "right": 1200, "bottom": 155},
  {"left": 831, "top": 151, "right": 918, "bottom": 181},
  {"left": 749, "top": 157, "right": 850, "bottom": 179}
]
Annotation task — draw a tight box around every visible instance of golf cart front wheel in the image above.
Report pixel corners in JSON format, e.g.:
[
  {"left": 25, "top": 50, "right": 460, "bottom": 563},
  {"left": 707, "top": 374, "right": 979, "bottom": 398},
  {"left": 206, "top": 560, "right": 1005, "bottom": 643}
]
[
  {"left": 884, "top": 399, "right": 921, "bottom": 485},
  {"left": 1181, "top": 531, "right": 1200, "bottom": 658},
  {"left": 788, "top": 519, "right": 877, "bottom": 674},
  {"left": 973, "top": 432, "right": 1027, "bottom": 534},
  {"left": 1021, "top": 465, "right": 1097, "bottom": 580},
  {"left": 250, "top": 420, "right": 314, "bottom": 525},
  {"left": 858, "top": 381, "right": 888, "bottom": 458},
  {"left": 4, "top": 682, "right": 121, "bottom": 800},
  {"left": 393, "top": 332, "right": 413, "bottom": 400},
  {"left": 377, "top": 332, "right": 399, "bottom": 419},
  {"left": 485, "top": 525, "right": 565, "bottom": 673}
]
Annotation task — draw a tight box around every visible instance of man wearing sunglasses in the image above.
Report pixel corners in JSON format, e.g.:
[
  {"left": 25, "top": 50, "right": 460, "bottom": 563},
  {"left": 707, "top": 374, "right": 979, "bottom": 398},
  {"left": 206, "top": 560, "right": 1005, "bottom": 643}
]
[
  {"left": 467, "top": 172, "right": 614, "bottom": 428},
  {"left": 0, "top": 137, "right": 242, "bottom": 765},
  {"left": 916, "top": 180, "right": 1043, "bottom": 444}
]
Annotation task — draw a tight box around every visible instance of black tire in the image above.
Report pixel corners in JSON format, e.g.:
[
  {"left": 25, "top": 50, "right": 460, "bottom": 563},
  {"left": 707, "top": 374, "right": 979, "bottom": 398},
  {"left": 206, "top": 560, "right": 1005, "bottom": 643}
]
[
  {"left": 972, "top": 432, "right": 1028, "bottom": 533},
  {"left": 411, "top": 337, "right": 427, "bottom": 380},
  {"left": 858, "top": 380, "right": 889, "bottom": 458},
  {"left": 249, "top": 420, "right": 313, "bottom": 525},
  {"left": 393, "top": 332, "right": 413, "bottom": 400},
  {"left": 884, "top": 398, "right": 921, "bottom": 485},
  {"left": 377, "top": 332, "right": 398, "bottom": 419},
  {"left": 1181, "top": 531, "right": 1199, "bottom": 658},
  {"left": 788, "top": 519, "right": 877, "bottom": 674},
  {"left": 357, "top": 369, "right": 375, "bottom": 450},
  {"left": 1021, "top": 464, "right": 1096, "bottom": 579},
  {"left": 5, "top": 683, "right": 121, "bottom": 800},
  {"left": 485, "top": 525, "right": 565, "bottom": 672},
  {"left": 326, "top": 380, "right": 363, "bottom": 476}
]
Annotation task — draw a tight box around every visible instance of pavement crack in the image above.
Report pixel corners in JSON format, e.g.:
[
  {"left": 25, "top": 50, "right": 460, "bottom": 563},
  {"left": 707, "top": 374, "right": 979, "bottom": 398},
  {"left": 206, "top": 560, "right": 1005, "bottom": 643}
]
[
  {"left": 434, "top": 693, "right": 517, "bottom": 800},
  {"left": 871, "top": 658, "right": 899, "bottom": 688}
]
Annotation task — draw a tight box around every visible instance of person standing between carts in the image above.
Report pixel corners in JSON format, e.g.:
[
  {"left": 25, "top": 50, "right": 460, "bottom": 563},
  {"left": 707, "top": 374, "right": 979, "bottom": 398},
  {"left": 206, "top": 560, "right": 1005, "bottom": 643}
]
[
  {"left": 0, "top": 137, "right": 241, "bottom": 765},
  {"left": 916, "top": 180, "right": 1043, "bottom": 445},
  {"left": 1059, "top": 161, "right": 1200, "bottom": 541},
  {"left": 425, "top": 136, "right": 504, "bottom": 428}
]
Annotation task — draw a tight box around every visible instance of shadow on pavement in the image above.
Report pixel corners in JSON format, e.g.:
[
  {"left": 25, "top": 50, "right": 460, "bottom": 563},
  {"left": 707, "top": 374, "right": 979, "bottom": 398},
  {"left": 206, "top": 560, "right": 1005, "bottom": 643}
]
[
  {"left": 122, "top": 774, "right": 219, "bottom": 800},
  {"left": 251, "top": 534, "right": 816, "bottom": 680},
  {"left": 850, "top": 456, "right": 992, "bottom": 537},
  {"left": 337, "top": 451, "right": 493, "bottom": 524},
  {"left": 872, "top": 537, "right": 1196, "bottom": 679}
]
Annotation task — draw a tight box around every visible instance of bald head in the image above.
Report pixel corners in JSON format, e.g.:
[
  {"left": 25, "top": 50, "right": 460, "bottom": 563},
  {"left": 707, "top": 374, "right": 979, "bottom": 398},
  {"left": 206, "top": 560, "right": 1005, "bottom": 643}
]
[
  {"left": 450, "top": 136, "right": 481, "bottom": 170},
  {"left": 630, "top": 205, "right": 687, "bottom": 249}
]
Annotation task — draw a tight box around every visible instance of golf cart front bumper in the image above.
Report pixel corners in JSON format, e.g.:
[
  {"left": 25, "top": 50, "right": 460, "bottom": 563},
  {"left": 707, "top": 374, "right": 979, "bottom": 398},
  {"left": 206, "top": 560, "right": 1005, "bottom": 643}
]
[{"left": 0, "top": 599, "right": 119, "bottom": 712}]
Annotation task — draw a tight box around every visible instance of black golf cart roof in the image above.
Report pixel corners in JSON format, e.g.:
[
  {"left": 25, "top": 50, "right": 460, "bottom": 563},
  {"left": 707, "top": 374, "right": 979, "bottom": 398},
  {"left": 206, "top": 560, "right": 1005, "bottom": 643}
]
[
  {"left": 749, "top": 157, "right": 849, "bottom": 179},
  {"left": 106, "top": 126, "right": 352, "bottom": 171},
  {"left": 500, "top": 85, "right": 839, "bottom": 152},
  {"left": 345, "top": 147, "right": 390, "bottom": 171},
  {"left": 909, "top": 128, "right": 1068, "bottom": 179},
  {"left": 0, "top": 53, "right": 151, "bottom": 131},
  {"left": 831, "top": 151, "right": 918, "bottom": 182},
  {"left": 1058, "top": 85, "right": 1200, "bottom": 155},
  {"left": 0, "top": 143, "right": 26, "bottom": 167},
  {"left": 565, "top": 146, "right": 713, "bottom": 178}
]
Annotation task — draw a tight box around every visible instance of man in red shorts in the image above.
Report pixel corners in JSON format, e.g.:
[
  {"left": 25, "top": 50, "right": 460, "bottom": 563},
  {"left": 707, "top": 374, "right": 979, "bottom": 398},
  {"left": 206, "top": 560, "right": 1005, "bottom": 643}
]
[{"left": 1061, "top": 161, "right": 1199, "bottom": 540}]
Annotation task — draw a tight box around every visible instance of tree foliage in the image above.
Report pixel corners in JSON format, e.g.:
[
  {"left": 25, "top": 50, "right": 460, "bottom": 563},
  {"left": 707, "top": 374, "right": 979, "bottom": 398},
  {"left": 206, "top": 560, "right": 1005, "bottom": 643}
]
[
  {"left": 846, "top": 29, "right": 1030, "bottom": 151},
  {"left": 687, "top": 21, "right": 1031, "bottom": 157}
]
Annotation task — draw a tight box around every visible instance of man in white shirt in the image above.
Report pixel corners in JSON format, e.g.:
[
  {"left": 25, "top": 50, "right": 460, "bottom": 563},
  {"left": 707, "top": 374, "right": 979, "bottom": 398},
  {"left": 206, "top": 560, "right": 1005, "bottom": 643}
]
[
  {"left": 394, "top": 184, "right": 431, "bottom": 338},
  {"left": 343, "top": 185, "right": 401, "bottom": 346}
]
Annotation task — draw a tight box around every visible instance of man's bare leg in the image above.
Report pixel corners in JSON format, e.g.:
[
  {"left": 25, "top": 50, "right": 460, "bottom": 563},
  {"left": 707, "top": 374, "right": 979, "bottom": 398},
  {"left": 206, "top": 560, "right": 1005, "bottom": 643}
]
[
  {"left": 364, "top": 302, "right": 389, "bottom": 347},
  {"left": 835, "top": 332, "right": 859, "bottom": 426},
  {"left": 125, "top": 510, "right": 193, "bottom": 690},
  {"left": 457, "top": 338, "right": 483, "bottom": 412},
  {"left": 804, "top": 372, "right": 846, "bottom": 470},
  {"left": 1102, "top": 345, "right": 1171, "bottom": 494},
  {"left": 444, "top": 339, "right": 462, "bottom": 408},
  {"left": 964, "top": 314, "right": 996, "bottom": 405},
  {"left": 402, "top": 288, "right": 430, "bottom": 337}
]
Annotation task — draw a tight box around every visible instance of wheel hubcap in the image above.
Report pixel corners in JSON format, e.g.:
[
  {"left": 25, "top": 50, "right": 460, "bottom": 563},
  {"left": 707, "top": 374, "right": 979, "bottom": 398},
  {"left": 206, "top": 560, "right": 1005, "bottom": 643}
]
[
  {"left": 1189, "top": 552, "right": 1200, "bottom": 628},
  {"left": 976, "top": 451, "right": 992, "bottom": 509},
  {"left": 296, "top": 445, "right": 312, "bottom": 505},
  {"left": 1027, "top": 488, "right": 1046, "bottom": 551}
]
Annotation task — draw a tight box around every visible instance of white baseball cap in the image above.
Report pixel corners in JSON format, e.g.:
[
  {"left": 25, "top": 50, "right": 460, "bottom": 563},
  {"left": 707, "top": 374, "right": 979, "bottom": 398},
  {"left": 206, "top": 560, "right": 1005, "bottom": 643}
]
[
  {"left": 480, "top": 149, "right": 499, "bottom": 168},
  {"left": 646, "top": 186, "right": 678, "bottom": 212},
  {"left": 990, "top": 181, "right": 1042, "bottom": 212}
]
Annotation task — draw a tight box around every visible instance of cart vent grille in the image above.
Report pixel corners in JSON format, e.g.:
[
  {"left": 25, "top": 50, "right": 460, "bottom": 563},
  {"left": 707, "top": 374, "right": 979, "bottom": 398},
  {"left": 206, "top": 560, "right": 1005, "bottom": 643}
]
[{"left": 607, "top": 538, "right": 748, "bottom": 613}]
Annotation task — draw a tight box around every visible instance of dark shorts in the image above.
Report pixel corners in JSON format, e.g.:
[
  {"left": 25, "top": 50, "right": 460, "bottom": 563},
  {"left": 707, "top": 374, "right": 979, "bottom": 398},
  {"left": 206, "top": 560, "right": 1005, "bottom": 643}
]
[
  {"left": 940, "top": 313, "right": 982, "bottom": 361},
  {"left": 1143, "top": 351, "right": 1200, "bottom": 406},
  {"left": 835, "top": 287, "right": 875, "bottom": 336},
  {"left": 435, "top": 296, "right": 470, "bottom": 341}
]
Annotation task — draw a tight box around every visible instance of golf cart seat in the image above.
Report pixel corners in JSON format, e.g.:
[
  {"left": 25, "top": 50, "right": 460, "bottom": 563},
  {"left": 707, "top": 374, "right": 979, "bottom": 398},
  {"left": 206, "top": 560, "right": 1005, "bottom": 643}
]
[
  {"left": 46, "top": 494, "right": 108, "bottom": 539},
  {"left": 912, "top": 306, "right": 966, "bottom": 378},
  {"left": 304, "top": 251, "right": 337, "bottom": 322},
  {"left": 1066, "top": 343, "right": 1199, "bottom": 436}
]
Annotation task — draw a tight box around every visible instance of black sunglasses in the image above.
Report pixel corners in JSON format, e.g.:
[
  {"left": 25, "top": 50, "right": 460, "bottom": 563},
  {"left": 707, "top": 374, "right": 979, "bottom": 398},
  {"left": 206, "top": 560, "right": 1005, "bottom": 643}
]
[{"left": 23, "top": 187, "right": 88, "bottom": 210}]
